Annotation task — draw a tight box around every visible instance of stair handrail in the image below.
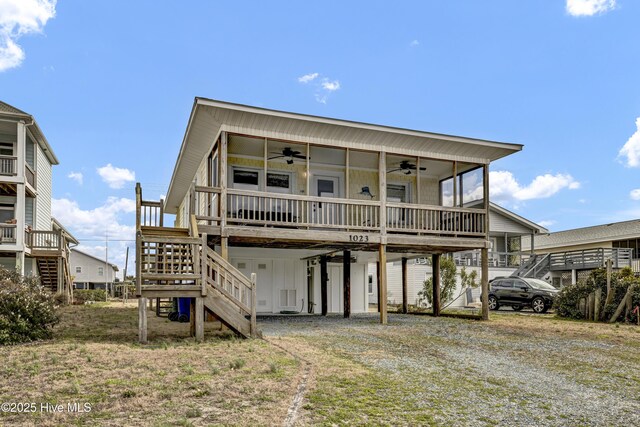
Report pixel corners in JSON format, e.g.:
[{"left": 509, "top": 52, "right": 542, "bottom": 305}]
[{"left": 530, "top": 253, "right": 551, "bottom": 278}]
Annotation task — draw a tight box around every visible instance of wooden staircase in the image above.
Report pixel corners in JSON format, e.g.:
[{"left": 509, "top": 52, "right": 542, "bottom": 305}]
[
  {"left": 155, "top": 298, "right": 174, "bottom": 317},
  {"left": 35, "top": 255, "right": 73, "bottom": 302},
  {"left": 136, "top": 183, "right": 257, "bottom": 342}
]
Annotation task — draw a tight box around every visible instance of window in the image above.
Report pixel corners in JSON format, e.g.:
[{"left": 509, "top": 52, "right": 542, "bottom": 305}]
[
  {"left": 0, "top": 142, "right": 13, "bottom": 156},
  {"left": 233, "top": 169, "right": 259, "bottom": 186},
  {"left": 368, "top": 274, "right": 373, "bottom": 294},
  {"left": 98, "top": 267, "right": 104, "bottom": 276},
  {"left": 75, "top": 266, "right": 82, "bottom": 273},
  {"left": 266, "top": 172, "right": 290, "bottom": 189},
  {"left": 0, "top": 203, "right": 15, "bottom": 223},
  {"left": 387, "top": 183, "right": 409, "bottom": 203}
]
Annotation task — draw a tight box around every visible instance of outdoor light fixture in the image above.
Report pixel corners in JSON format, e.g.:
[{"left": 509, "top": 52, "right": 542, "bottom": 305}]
[{"left": 359, "top": 186, "right": 374, "bottom": 199}]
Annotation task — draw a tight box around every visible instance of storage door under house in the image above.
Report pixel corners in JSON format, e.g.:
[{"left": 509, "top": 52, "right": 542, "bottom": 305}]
[
  {"left": 329, "top": 265, "right": 343, "bottom": 313},
  {"left": 233, "top": 259, "right": 273, "bottom": 313}
]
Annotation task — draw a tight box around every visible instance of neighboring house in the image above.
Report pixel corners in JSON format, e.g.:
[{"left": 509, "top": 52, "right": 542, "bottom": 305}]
[
  {"left": 522, "top": 219, "right": 640, "bottom": 287},
  {"left": 135, "top": 98, "right": 522, "bottom": 341},
  {"left": 70, "top": 249, "right": 118, "bottom": 290},
  {"left": 371, "top": 202, "right": 548, "bottom": 308},
  {"left": 0, "top": 101, "right": 75, "bottom": 300}
]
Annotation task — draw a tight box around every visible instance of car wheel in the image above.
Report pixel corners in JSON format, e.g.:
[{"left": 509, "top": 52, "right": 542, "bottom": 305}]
[
  {"left": 531, "top": 297, "right": 546, "bottom": 313},
  {"left": 512, "top": 305, "right": 523, "bottom": 311},
  {"left": 488, "top": 295, "right": 499, "bottom": 310}
]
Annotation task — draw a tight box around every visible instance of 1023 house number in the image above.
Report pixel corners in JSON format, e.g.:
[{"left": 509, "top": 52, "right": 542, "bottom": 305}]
[{"left": 349, "top": 235, "right": 369, "bottom": 242}]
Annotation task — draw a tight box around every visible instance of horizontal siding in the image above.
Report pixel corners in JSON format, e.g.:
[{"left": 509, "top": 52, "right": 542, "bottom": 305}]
[
  {"left": 35, "top": 145, "right": 52, "bottom": 231},
  {"left": 490, "top": 210, "right": 533, "bottom": 234}
]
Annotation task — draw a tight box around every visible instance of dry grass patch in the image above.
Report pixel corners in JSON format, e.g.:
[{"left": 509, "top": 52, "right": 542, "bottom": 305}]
[{"left": 0, "top": 302, "right": 299, "bottom": 426}]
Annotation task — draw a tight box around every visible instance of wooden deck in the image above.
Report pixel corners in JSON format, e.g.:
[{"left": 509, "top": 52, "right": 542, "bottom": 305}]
[{"left": 192, "top": 186, "right": 489, "bottom": 252}]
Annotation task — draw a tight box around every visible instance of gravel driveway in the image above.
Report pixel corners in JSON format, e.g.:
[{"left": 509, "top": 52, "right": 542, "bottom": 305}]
[{"left": 260, "top": 313, "right": 640, "bottom": 426}]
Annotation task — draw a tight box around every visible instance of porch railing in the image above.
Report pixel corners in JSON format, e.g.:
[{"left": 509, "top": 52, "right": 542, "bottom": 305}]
[
  {"left": 549, "top": 248, "right": 633, "bottom": 271},
  {"left": 452, "top": 250, "right": 529, "bottom": 268},
  {"left": 0, "top": 155, "right": 16, "bottom": 176},
  {"left": 0, "top": 224, "right": 17, "bottom": 243},
  {"left": 25, "top": 230, "right": 63, "bottom": 252},
  {"left": 386, "top": 202, "right": 485, "bottom": 236},
  {"left": 193, "top": 186, "right": 486, "bottom": 237}
]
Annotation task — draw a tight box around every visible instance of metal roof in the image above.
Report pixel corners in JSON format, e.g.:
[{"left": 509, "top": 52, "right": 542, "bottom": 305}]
[
  {"left": 0, "top": 100, "right": 59, "bottom": 165},
  {"left": 165, "top": 98, "right": 523, "bottom": 213},
  {"left": 522, "top": 219, "right": 640, "bottom": 250}
]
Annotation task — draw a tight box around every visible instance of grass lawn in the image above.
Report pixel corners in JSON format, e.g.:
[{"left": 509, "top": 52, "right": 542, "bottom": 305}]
[{"left": 1, "top": 303, "right": 639, "bottom": 426}]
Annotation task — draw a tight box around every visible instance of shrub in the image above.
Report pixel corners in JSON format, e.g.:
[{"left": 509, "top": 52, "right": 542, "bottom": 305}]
[
  {"left": 555, "top": 267, "right": 640, "bottom": 323},
  {"left": 417, "top": 257, "right": 457, "bottom": 308},
  {"left": 0, "top": 268, "right": 59, "bottom": 345},
  {"left": 74, "top": 289, "right": 106, "bottom": 303}
]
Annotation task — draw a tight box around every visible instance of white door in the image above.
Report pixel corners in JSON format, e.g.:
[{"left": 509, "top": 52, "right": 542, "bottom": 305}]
[
  {"left": 329, "top": 265, "right": 343, "bottom": 313},
  {"left": 312, "top": 176, "right": 341, "bottom": 226},
  {"left": 233, "top": 259, "right": 273, "bottom": 313}
]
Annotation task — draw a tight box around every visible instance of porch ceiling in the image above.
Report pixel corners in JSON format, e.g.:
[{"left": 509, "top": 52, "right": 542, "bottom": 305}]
[{"left": 165, "top": 98, "right": 522, "bottom": 213}]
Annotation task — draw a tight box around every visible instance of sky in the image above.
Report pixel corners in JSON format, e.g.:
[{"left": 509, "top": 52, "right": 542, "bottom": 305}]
[{"left": 1, "top": 0, "right": 639, "bottom": 275}]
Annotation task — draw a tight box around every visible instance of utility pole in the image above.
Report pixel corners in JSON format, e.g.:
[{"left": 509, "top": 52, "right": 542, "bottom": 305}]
[{"left": 105, "top": 231, "right": 109, "bottom": 301}]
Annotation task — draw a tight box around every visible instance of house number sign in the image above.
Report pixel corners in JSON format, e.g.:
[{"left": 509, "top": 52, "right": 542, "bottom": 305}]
[{"left": 349, "top": 235, "right": 369, "bottom": 243}]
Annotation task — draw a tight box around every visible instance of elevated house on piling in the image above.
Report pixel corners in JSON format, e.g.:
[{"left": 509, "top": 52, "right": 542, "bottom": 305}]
[
  {"left": 0, "top": 101, "right": 76, "bottom": 301},
  {"left": 136, "top": 98, "right": 522, "bottom": 341}
]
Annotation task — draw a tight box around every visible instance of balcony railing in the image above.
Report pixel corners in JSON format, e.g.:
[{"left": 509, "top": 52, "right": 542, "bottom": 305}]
[
  {"left": 26, "top": 230, "right": 63, "bottom": 252},
  {"left": 193, "top": 187, "right": 486, "bottom": 237},
  {"left": 0, "top": 224, "right": 17, "bottom": 243},
  {"left": 0, "top": 155, "right": 16, "bottom": 176}
]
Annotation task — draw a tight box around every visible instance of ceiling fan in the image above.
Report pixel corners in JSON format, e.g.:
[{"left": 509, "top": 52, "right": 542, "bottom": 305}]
[
  {"left": 268, "top": 147, "right": 308, "bottom": 164},
  {"left": 387, "top": 160, "right": 426, "bottom": 175}
]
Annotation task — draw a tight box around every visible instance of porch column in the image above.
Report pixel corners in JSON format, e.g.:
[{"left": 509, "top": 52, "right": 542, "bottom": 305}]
[
  {"left": 530, "top": 232, "right": 535, "bottom": 255},
  {"left": 219, "top": 131, "right": 229, "bottom": 260},
  {"left": 481, "top": 163, "right": 490, "bottom": 320},
  {"left": 481, "top": 248, "right": 489, "bottom": 320},
  {"left": 376, "top": 261, "right": 381, "bottom": 312},
  {"left": 379, "top": 152, "right": 387, "bottom": 234},
  {"left": 195, "top": 297, "right": 204, "bottom": 342},
  {"left": 343, "top": 250, "right": 351, "bottom": 318},
  {"left": 138, "top": 297, "right": 148, "bottom": 344},
  {"left": 379, "top": 244, "right": 388, "bottom": 324},
  {"left": 432, "top": 254, "right": 441, "bottom": 316},
  {"left": 320, "top": 255, "right": 328, "bottom": 316},
  {"left": 401, "top": 257, "right": 408, "bottom": 314}
]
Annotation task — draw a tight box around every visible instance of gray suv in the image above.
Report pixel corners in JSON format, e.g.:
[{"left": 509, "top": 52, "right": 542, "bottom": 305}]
[{"left": 488, "top": 277, "right": 559, "bottom": 313}]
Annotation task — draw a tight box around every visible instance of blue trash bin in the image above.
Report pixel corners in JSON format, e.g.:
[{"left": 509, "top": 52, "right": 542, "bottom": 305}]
[{"left": 177, "top": 298, "right": 191, "bottom": 322}]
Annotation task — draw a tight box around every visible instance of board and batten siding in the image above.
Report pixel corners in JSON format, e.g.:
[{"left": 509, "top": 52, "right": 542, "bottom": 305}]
[{"left": 35, "top": 144, "right": 52, "bottom": 231}]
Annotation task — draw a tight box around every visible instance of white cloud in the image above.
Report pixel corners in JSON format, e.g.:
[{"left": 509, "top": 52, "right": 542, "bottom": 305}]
[
  {"left": 566, "top": 0, "right": 615, "bottom": 16},
  {"left": 321, "top": 79, "right": 340, "bottom": 91},
  {"left": 67, "top": 171, "right": 83, "bottom": 185},
  {"left": 630, "top": 189, "right": 640, "bottom": 200},
  {"left": 618, "top": 117, "right": 640, "bottom": 168},
  {"left": 298, "top": 72, "right": 341, "bottom": 104},
  {"left": 490, "top": 171, "right": 581, "bottom": 203},
  {"left": 410, "top": 39, "right": 420, "bottom": 47},
  {"left": 97, "top": 163, "right": 135, "bottom": 189},
  {"left": 298, "top": 72, "right": 319, "bottom": 83},
  {"left": 0, "top": 0, "right": 56, "bottom": 72}
]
